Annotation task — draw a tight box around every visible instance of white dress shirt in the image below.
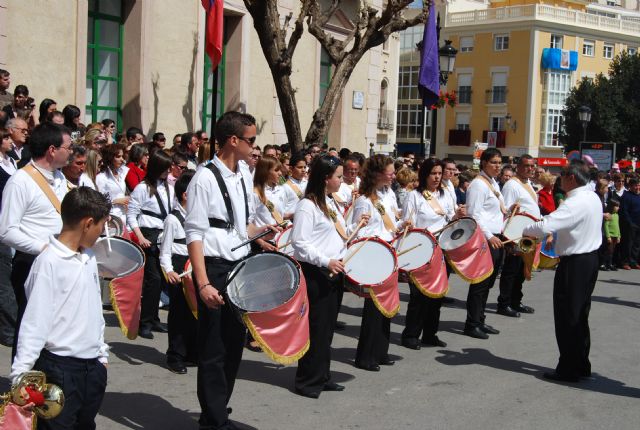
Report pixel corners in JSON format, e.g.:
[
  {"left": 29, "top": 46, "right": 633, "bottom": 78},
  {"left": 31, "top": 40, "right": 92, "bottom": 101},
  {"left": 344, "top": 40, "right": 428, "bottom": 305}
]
[
  {"left": 284, "top": 177, "right": 307, "bottom": 213},
  {"left": 184, "top": 156, "right": 255, "bottom": 261},
  {"left": 352, "top": 189, "right": 402, "bottom": 242},
  {"left": 443, "top": 179, "right": 458, "bottom": 208},
  {"left": 127, "top": 180, "right": 173, "bottom": 231},
  {"left": 78, "top": 172, "right": 96, "bottom": 190},
  {"left": 292, "top": 197, "right": 347, "bottom": 268},
  {"left": 159, "top": 203, "right": 188, "bottom": 274},
  {"left": 0, "top": 162, "right": 67, "bottom": 255},
  {"left": 523, "top": 185, "right": 603, "bottom": 256},
  {"left": 402, "top": 189, "right": 454, "bottom": 233},
  {"left": 336, "top": 178, "right": 360, "bottom": 206},
  {"left": 252, "top": 184, "right": 288, "bottom": 227},
  {"left": 466, "top": 171, "right": 505, "bottom": 239},
  {"left": 96, "top": 166, "right": 129, "bottom": 222},
  {"left": 0, "top": 152, "right": 17, "bottom": 176},
  {"left": 10, "top": 236, "right": 108, "bottom": 382},
  {"left": 502, "top": 177, "right": 541, "bottom": 219}
]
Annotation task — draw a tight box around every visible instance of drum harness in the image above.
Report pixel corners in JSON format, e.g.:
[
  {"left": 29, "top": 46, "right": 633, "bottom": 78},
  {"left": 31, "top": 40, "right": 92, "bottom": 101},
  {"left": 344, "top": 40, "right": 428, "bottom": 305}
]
[{"left": 206, "top": 163, "right": 248, "bottom": 236}]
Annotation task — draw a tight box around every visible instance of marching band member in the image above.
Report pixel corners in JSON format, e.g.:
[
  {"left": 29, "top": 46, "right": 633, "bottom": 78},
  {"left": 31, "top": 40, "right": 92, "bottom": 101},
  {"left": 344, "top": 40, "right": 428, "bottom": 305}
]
[
  {"left": 498, "top": 154, "right": 540, "bottom": 317},
  {"left": 127, "top": 151, "right": 174, "bottom": 339},
  {"left": 464, "top": 148, "right": 510, "bottom": 340},
  {"left": 401, "top": 158, "right": 464, "bottom": 350},
  {"left": 185, "top": 112, "right": 276, "bottom": 428},
  {"left": 11, "top": 187, "right": 110, "bottom": 430},
  {"left": 160, "top": 170, "right": 197, "bottom": 375},
  {"left": 96, "top": 143, "right": 129, "bottom": 225},
  {"left": 523, "top": 160, "right": 602, "bottom": 382},
  {"left": 0, "top": 123, "right": 71, "bottom": 357},
  {"left": 291, "top": 155, "right": 365, "bottom": 398},
  {"left": 283, "top": 152, "right": 307, "bottom": 214},
  {"left": 351, "top": 154, "right": 406, "bottom": 371}
]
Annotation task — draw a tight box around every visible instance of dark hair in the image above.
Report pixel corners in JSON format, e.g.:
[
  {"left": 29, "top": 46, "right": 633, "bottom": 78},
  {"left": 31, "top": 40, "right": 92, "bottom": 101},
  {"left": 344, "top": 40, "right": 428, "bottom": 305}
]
[
  {"left": 359, "top": 154, "right": 394, "bottom": 197},
  {"left": 172, "top": 152, "right": 188, "bottom": 165},
  {"left": 126, "top": 127, "right": 144, "bottom": 140},
  {"left": 195, "top": 130, "right": 207, "bottom": 140},
  {"left": 143, "top": 150, "right": 172, "bottom": 196},
  {"left": 61, "top": 186, "right": 111, "bottom": 227},
  {"left": 101, "top": 119, "right": 115, "bottom": 128},
  {"left": 175, "top": 170, "right": 195, "bottom": 203},
  {"left": 152, "top": 132, "right": 165, "bottom": 141},
  {"left": 38, "top": 99, "right": 57, "bottom": 124},
  {"left": 627, "top": 177, "right": 638, "bottom": 187},
  {"left": 263, "top": 144, "right": 277, "bottom": 154},
  {"left": 70, "top": 143, "right": 87, "bottom": 160},
  {"left": 180, "top": 132, "right": 195, "bottom": 150},
  {"left": 214, "top": 111, "right": 256, "bottom": 148},
  {"left": 500, "top": 165, "right": 513, "bottom": 175},
  {"left": 518, "top": 154, "right": 534, "bottom": 164},
  {"left": 0, "top": 69, "right": 8, "bottom": 78},
  {"left": 280, "top": 143, "right": 291, "bottom": 154},
  {"left": 442, "top": 157, "right": 456, "bottom": 166},
  {"left": 62, "top": 105, "right": 81, "bottom": 130},
  {"left": 418, "top": 158, "right": 445, "bottom": 195},
  {"left": 100, "top": 143, "right": 126, "bottom": 172},
  {"left": 480, "top": 148, "right": 502, "bottom": 169},
  {"left": 253, "top": 156, "right": 282, "bottom": 202},
  {"left": 457, "top": 172, "right": 472, "bottom": 187},
  {"left": 563, "top": 159, "right": 590, "bottom": 186},
  {"left": 0, "top": 128, "right": 10, "bottom": 141},
  {"left": 14, "top": 85, "right": 29, "bottom": 97},
  {"left": 128, "top": 143, "right": 149, "bottom": 164},
  {"left": 289, "top": 151, "right": 306, "bottom": 167},
  {"left": 304, "top": 155, "right": 341, "bottom": 217},
  {"left": 344, "top": 155, "right": 360, "bottom": 166},
  {"left": 48, "top": 110, "right": 63, "bottom": 122},
  {"left": 606, "top": 199, "right": 620, "bottom": 212},
  {"left": 338, "top": 147, "right": 351, "bottom": 159},
  {"left": 29, "top": 123, "right": 70, "bottom": 159}
]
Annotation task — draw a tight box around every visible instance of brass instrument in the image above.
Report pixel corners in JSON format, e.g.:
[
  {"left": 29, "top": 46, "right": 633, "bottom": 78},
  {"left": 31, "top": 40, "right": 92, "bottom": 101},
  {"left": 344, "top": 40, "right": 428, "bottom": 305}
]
[
  {"left": 518, "top": 237, "right": 537, "bottom": 254},
  {"left": 0, "top": 371, "right": 64, "bottom": 422},
  {"left": 518, "top": 237, "right": 539, "bottom": 281}
]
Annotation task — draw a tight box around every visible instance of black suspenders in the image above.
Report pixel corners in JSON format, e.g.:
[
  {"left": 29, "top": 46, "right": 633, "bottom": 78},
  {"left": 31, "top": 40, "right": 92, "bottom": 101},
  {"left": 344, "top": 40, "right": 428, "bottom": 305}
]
[
  {"left": 205, "top": 163, "right": 248, "bottom": 230},
  {"left": 170, "top": 209, "right": 187, "bottom": 245}
]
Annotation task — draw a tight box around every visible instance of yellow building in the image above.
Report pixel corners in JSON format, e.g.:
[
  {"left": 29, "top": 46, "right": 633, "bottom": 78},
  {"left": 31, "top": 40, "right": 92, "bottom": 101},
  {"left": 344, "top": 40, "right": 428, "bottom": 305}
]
[
  {"left": 437, "top": 0, "right": 640, "bottom": 161},
  {"left": 0, "top": 0, "right": 399, "bottom": 154}
]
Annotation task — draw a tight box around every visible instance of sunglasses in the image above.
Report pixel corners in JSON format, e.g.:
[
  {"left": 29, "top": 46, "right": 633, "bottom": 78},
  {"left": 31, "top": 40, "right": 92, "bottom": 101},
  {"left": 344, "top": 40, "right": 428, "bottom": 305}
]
[
  {"left": 236, "top": 136, "right": 257, "bottom": 145},
  {"left": 175, "top": 164, "right": 188, "bottom": 170}
]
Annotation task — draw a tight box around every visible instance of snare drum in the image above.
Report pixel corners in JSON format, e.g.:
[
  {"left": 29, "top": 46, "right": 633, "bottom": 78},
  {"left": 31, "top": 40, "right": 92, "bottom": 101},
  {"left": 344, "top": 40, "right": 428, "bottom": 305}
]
[
  {"left": 104, "top": 216, "right": 125, "bottom": 237},
  {"left": 225, "top": 252, "right": 309, "bottom": 365},
  {"left": 93, "top": 236, "right": 145, "bottom": 280},
  {"left": 438, "top": 217, "right": 494, "bottom": 283},
  {"left": 344, "top": 237, "right": 397, "bottom": 297},
  {"left": 275, "top": 225, "right": 294, "bottom": 256},
  {"left": 538, "top": 234, "right": 560, "bottom": 269},
  {"left": 392, "top": 229, "right": 435, "bottom": 273},
  {"left": 502, "top": 213, "right": 539, "bottom": 252}
]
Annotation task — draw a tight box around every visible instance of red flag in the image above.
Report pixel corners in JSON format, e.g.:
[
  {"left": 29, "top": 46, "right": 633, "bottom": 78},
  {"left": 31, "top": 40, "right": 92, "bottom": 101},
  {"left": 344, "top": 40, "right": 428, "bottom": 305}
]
[{"left": 202, "top": 0, "right": 224, "bottom": 69}]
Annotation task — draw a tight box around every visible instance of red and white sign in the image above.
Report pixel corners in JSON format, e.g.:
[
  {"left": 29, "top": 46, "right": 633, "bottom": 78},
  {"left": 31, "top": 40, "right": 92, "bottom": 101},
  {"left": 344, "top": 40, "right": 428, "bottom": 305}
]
[{"left": 537, "top": 157, "right": 567, "bottom": 167}]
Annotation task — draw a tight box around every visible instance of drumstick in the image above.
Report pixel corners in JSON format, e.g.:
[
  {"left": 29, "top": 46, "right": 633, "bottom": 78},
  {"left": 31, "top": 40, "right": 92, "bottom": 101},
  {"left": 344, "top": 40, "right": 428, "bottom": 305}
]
[
  {"left": 501, "top": 237, "right": 522, "bottom": 245},
  {"left": 345, "top": 218, "right": 366, "bottom": 244},
  {"left": 277, "top": 241, "right": 292, "bottom": 250},
  {"left": 104, "top": 223, "right": 112, "bottom": 253},
  {"left": 503, "top": 198, "right": 521, "bottom": 231},
  {"left": 178, "top": 269, "right": 193, "bottom": 279},
  {"left": 329, "top": 235, "right": 373, "bottom": 279},
  {"left": 396, "top": 243, "right": 422, "bottom": 257},
  {"left": 396, "top": 209, "right": 414, "bottom": 252}
]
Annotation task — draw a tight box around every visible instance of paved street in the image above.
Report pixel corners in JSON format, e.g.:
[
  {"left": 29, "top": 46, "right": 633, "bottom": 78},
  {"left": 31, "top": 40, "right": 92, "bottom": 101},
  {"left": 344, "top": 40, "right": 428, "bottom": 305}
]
[{"left": 2, "top": 267, "right": 639, "bottom": 429}]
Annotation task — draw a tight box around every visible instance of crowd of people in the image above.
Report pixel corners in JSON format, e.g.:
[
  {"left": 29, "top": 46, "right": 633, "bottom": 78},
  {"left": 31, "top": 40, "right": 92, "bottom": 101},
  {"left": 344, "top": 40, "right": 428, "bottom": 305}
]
[{"left": 1, "top": 66, "right": 639, "bottom": 429}]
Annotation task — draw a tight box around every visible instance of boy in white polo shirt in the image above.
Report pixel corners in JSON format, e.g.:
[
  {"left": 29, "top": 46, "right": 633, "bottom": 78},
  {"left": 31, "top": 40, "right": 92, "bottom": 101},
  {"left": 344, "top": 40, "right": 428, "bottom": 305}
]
[{"left": 11, "top": 186, "right": 111, "bottom": 430}]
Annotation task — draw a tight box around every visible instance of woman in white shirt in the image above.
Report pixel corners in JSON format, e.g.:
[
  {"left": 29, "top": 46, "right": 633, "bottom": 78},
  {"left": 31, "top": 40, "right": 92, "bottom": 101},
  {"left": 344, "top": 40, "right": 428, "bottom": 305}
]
[
  {"left": 127, "top": 151, "right": 174, "bottom": 339},
  {"left": 291, "top": 155, "right": 364, "bottom": 399},
  {"left": 96, "top": 143, "right": 129, "bottom": 224},
  {"left": 401, "top": 158, "right": 464, "bottom": 350},
  {"left": 252, "top": 156, "right": 291, "bottom": 252},
  {"left": 351, "top": 155, "right": 408, "bottom": 372},
  {"left": 79, "top": 149, "right": 101, "bottom": 190}
]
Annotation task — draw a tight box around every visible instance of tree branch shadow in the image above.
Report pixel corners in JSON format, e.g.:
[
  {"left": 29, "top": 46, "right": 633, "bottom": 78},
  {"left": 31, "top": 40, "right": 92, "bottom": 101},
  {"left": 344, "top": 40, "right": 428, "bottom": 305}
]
[
  {"left": 592, "top": 295, "right": 640, "bottom": 309},
  {"left": 108, "top": 342, "right": 166, "bottom": 368}
]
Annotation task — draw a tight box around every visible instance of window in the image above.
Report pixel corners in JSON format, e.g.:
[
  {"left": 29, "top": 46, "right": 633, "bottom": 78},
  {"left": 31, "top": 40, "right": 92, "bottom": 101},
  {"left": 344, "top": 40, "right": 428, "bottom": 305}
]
[
  {"left": 202, "top": 36, "right": 226, "bottom": 136},
  {"left": 398, "top": 65, "right": 420, "bottom": 100},
  {"left": 86, "top": 0, "right": 123, "bottom": 129},
  {"left": 494, "top": 35, "right": 509, "bottom": 51},
  {"left": 550, "top": 34, "right": 563, "bottom": 49},
  {"left": 489, "top": 72, "right": 507, "bottom": 104},
  {"left": 583, "top": 40, "right": 595, "bottom": 56},
  {"left": 607, "top": 0, "right": 618, "bottom": 5},
  {"left": 399, "top": 24, "right": 424, "bottom": 62},
  {"left": 396, "top": 104, "right": 428, "bottom": 139},
  {"left": 456, "top": 113, "right": 470, "bottom": 131},
  {"left": 490, "top": 116, "right": 506, "bottom": 132},
  {"left": 629, "top": 47, "right": 637, "bottom": 55},
  {"left": 603, "top": 43, "right": 614, "bottom": 59},
  {"left": 541, "top": 70, "right": 571, "bottom": 147},
  {"left": 457, "top": 74, "right": 472, "bottom": 104},
  {"left": 460, "top": 36, "right": 474, "bottom": 53},
  {"left": 319, "top": 48, "right": 331, "bottom": 106}
]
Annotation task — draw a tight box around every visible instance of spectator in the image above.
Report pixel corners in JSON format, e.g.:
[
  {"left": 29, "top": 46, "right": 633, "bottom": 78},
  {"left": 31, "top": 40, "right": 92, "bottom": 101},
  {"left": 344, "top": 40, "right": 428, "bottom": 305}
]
[
  {"left": 2, "top": 85, "right": 37, "bottom": 128},
  {"left": 247, "top": 145, "right": 261, "bottom": 173},
  {"left": 455, "top": 172, "right": 472, "bottom": 205},
  {"left": 81, "top": 128, "right": 108, "bottom": 151},
  {"left": 603, "top": 199, "right": 621, "bottom": 271},
  {"left": 168, "top": 152, "right": 188, "bottom": 187},
  {"left": 308, "top": 143, "right": 321, "bottom": 159},
  {"left": 96, "top": 143, "right": 129, "bottom": 224},
  {"left": 82, "top": 149, "right": 101, "bottom": 190},
  {"left": 62, "top": 104, "right": 84, "bottom": 142},
  {"left": 101, "top": 118, "right": 117, "bottom": 144},
  {"left": 338, "top": 147, "right": 351, "bottom": 161},
  {"left": 6, "top": 117, "right": 31, "bottom": 168},
  {"left": 62, "top": 144, "right": 88, "bottom": 188},
  {"left": 537, "top": 172, "right": 556, "bottom": 215},
  {"left": 395, "top": 167, "right": 418, "bottom": 209},
  {"left": 150, "top": 132, "right": 166, "bottom": 154},
  {"left": 0, "top": 128, "right": 17, "bottom": 347},
  {"left": 125, "top": 143, "right": 149, "bottom": 192},
  {"left": 0, "top": 69, "right": 11, "bottom": 109},
  {"left": 609, "top": 173, "right": 626, "bottom": 202},
  {"left": 279, "top": 152, "right": 291, "bottom": 181},
  {"left": 197, "top": 140, "right": 213, "bottom": 165},
  {"left": 38, "top": 98, "right": 57, "bottom": 124},
  {"left": 179, "top": 132, "right": 199, "bottom": 170},
  {"left": 125, "top": 126, "right": 145, "bottom": 151},
  {"left": 48, "top": 110, "right": 64, "bottom": 125},
  {"left": 498, "top": 165, "right": 514, "bottom": 189},
  {"left": 553, "top": 177, "right": 566, "bottom": 207},
  {"left": 402, "top": 151, "right": 416, "bottom": 169},
  {"left": 620, "top": 178, "right": 640, "bottom": 270},
  {"left": 532, "top": 166, "right": 545, "bottom": 191},
  {"left": 263, "top": 144, "right": 277, "bottom": 157},
  {"left": 172, "top": 133, "right": 182, "bottom": 148}
]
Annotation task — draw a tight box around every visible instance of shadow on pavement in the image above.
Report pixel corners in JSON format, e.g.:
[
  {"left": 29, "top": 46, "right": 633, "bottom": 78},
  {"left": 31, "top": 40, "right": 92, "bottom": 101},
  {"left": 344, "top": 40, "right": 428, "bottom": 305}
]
[
  {"left": 435, "top": 348, "right": 640, "bottom": 399},
  {"left": 591, "top": 295, "right": 640, "bottom": 309},
  {"left": 601, "top": 278, "right": 640, "bottom": 287},
  {"left": 103, "top": 312, "right": 122, "bottom": 329},
  {"left": 109, "top": 341, "right": 166, "bottom": 368}
]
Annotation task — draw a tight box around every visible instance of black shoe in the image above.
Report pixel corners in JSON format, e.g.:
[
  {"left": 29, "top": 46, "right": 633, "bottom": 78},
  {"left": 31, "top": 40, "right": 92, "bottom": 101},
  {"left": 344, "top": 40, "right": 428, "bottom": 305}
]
[
  {"left": 295, "top": 388, "right": 320, "bottom": 399},
  {"left": 335, "top": 321, "right": 346, "bottom": 331},
  {"left": 323, "top": 381, "right": 345, "bottom": 391},
  {"left": 138, "top": 327, "right": 154, "bottom": 339},
  {"left": 441, "top": 297, "right": 455, "bottom": 304},
  {"left": 480, "top": 324, "right": 500, "bottom": 334},
  {"left": 599, "top": 265, "right": 609, "bottom": 271},
  {"left": 245, "top": 340, "right": 262, "bottom": 352},
  {"left": 608, "top": 265, "right": 618, "bottom": 271},
  {"left": 514, "top": 303, "right": 535, "bottom": 314},
  {"left": 401, "top": 338, "right": 421, "bottom": 350},
  {"left": 185, "top": 360, "right": 197, "bottom": 367},
  {"left": 497, "top": 306, "right": 521, "bottom": 318},
  {"left": 463, "top": 327, "right": 489, "bottom": 339},
  {"left": 151, "top": 321, "right": 168, "bottom": 333},
  {"left": 379, "top": 358, "right": 395, "bottom": 366},
  {"left": 227, "top": 407, "right": 233, "bottom": 415},
  {"left": 422, "top": 336, "right": 447, "bottom": 347},
  {"left": 543, "top": 371, "right": 579, "bottom": 383},
  {"left": 167, "top": 362, "right": 187, "bottom": 374},
  {"left": 355, "top": 363, "right": 380, "bottom": 372}
]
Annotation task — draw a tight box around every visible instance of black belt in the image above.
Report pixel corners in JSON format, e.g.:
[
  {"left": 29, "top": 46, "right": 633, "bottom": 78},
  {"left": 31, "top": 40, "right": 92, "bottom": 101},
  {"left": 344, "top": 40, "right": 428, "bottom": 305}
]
[
  {"left": 559, "top": 249, "right": 598, "bottom": 260},
  {"left": 208, "top": 217, "right": 234, "bottom": 230},
  {"left": 174, "top": 238, "right": 187, "bottom": 245},
  {"left": 141, "top": 210, "right": 166, "bottom": 220}
]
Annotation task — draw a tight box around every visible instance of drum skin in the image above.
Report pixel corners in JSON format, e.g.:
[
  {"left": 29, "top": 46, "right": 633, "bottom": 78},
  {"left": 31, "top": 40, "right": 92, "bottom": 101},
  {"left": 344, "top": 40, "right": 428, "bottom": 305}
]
[{"left": 392, "top": 229, "right": 436, "bottom": 273}]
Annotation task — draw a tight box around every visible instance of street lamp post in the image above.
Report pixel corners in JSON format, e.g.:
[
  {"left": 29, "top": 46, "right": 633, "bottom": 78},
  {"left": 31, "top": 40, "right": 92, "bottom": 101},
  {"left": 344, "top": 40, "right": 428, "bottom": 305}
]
[
  {"left": 428, "top": 39, "right": 458, "bottom": 156},
  {"left": 578, "top": 105, "right": 592, "bottom": 142}
]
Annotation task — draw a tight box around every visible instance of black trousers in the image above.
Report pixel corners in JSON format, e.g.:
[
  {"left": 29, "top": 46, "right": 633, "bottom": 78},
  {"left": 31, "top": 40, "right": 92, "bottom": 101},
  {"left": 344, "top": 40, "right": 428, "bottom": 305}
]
[
  {"left": 295, "top": 262, "right": 340, "bottom": 396},
  {"left": 402, "top": 279, "right": 444, "bottom": 342},
  {"left": 355, "top": 298, "right": 390, "bottom": 367},
  {"left": 11, "top": 250, "right": 36, "bottom": 358},
  {"left": 196, "top": 257, "right": 246, "bottom": 430},
  {"left": 498, "top": 253, "right": 525, "bottom": 308},
  {"left": 139, "top": 227, "right": 164, "bottom": 329},
  {"left": 620, "top": 220, "right": 640, "bottom": 266},
  {"left": 167, "top": 254, "right": 197, "bottom": 365},
  {"left": 34, "top": 350, "right": 107, "bottom": 430},
  {"left": 553, "top": 251, "right": 599, "bottom": 378},
  {"left": 466, "top": 246, "right": 504, "bottom": 329},
  {"left": 0, "top": 243, "right": 17, "bottom": 347}
]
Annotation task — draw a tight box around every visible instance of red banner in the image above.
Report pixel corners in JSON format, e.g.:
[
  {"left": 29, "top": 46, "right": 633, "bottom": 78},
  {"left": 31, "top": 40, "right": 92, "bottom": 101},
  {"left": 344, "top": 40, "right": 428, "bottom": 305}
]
[{"left": 537, "top": 157, "right": 567, "bottom": 167}]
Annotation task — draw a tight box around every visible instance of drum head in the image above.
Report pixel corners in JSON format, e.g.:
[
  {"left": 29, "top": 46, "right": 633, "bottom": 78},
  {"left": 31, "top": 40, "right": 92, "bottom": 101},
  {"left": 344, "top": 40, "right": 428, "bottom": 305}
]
[
  {"left": 503, "top": 213, "right": 537, "bottom": 241},
  {"left": 438, "top": 218, "right": 476, "bottom": 251},
  {"left": 394, "top": 230, "right": 435, "bottom": 272},
  {"left": 345, "top": 239, "right": 396, "bottom": 286},
  {"left": 104, "top": 216, "right": 124, "bottom": 238},
  {"left": 93, "top": 237, "right": 145, "bottom": 279},
  {"left": 275, "top": 226, "right": 294, "bottom": 256},
  {"left": 226, "top": 253, "right": 300, "bottom": 313}
]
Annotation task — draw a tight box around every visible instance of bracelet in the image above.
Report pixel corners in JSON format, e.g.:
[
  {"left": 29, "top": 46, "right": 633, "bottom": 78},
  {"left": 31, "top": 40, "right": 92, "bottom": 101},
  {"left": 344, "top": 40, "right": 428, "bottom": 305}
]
[{"left": 198, "top": 283, "right": 212, "bottom": 292}]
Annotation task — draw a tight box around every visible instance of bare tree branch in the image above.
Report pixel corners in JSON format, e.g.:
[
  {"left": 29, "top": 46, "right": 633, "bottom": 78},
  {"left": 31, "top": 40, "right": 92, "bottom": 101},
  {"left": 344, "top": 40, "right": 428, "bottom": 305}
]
[{"left": 285, "top": 1, "right": 311, "bottom": 60}]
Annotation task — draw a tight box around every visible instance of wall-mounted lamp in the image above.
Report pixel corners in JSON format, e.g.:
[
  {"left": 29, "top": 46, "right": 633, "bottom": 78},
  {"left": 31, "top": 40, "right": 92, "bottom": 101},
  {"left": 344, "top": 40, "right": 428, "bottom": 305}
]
[{"left": 505, "top": 113, "right": 517, "bottom": 132}]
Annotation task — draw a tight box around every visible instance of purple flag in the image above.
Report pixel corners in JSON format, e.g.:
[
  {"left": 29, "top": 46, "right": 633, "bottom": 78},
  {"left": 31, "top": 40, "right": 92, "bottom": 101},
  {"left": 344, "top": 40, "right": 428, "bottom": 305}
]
[{"left": 419, "top": 4, "right": 439, "bottom": 108}]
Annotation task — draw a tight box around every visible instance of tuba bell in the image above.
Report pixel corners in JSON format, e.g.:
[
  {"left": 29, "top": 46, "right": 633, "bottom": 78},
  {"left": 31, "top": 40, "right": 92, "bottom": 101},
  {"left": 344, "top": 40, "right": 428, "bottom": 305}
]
[
  {"left": 518, "top": 237, "right": 537, "bottom": 254},
  {"left": 0, "top": 371, "right": 64, "bottom": 424}
]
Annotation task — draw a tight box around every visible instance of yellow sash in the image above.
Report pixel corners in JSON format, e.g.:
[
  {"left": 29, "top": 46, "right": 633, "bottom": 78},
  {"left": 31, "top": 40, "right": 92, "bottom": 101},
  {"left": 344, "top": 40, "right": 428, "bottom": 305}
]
[
  {"left": 370, "top": 194, "right": 397, "bottom": 233},
  {"left": 512, "top": 177, "right": 538, "bottom": 203},
  {"left": 475, "top": 174, "right": 507, "bottom": 215},
  {"left": 286, "top": 179, "right": 303, "bottom": 198},
  {"left": 422, "top": 190, "right": 446, "bottom": 216},
  {"left": 23, "top": 164, "right": 61, "bottom": 214}
]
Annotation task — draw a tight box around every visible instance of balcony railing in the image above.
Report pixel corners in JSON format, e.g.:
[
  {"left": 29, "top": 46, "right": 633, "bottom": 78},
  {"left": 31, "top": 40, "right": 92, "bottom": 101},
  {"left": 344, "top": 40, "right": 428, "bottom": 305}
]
[
  {"left": 485, "top": 87, "right": 507, "bottom": 104},
  {"left": 377, "top": 109, "right": 395, "bottom": 130},
  {"left": 449, "top": 129, "right": 471, "bottom": 146},
  {"left": 446, "top": 4, "right": 640, "bottom": 37}
]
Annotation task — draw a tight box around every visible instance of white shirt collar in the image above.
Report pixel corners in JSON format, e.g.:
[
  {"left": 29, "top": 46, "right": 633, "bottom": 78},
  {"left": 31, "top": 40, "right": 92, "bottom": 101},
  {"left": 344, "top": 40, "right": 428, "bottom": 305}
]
[
  {"left": 31, "top": 160, "right": 55, "bottom": 184},
  {"left": 48, "top": 236, "right": 90, "bottom": 264},
  {"left": 567, "top": 185, "right": 590, "bottom": 198},
  {"left": 213, "top": 155, "right": 242, "bottom": 178}
]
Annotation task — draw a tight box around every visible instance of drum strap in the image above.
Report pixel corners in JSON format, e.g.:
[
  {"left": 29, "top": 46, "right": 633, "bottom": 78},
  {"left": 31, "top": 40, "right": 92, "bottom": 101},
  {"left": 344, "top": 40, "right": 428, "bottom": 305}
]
[
  {"left": 140, "top": 186, "right": 171, "bottom": 221},
  {"left": 370, "top": 194, "right": 397, "bottom": 233},
  {"left": 328, "top": 198, "right": 349, "bottom": 241},
  {"left": 475, "top": 174, "right": 507, "bottom": 215},
  {"left": 256, "top": 188, "right": 284, "bottom": 225},
  {"left": 422, "top": 190, "right": 446, "bottom": 216},
  {"left": 206, "top": 163, "right": 249, "bottom": 230},
  {"left": 23, "top": 164, "right": 61, "bottom": 214},
  {"left": 286, "top": 179, "right": 303, "bottom": 198},
  {"left": 170, "top": 210, "right": 187, "bottom": 244},
  {"left": 512, "top": 177, "right": 538, "bottom": 203}
]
